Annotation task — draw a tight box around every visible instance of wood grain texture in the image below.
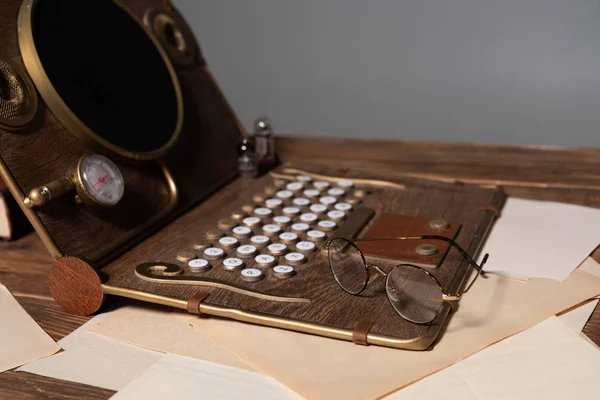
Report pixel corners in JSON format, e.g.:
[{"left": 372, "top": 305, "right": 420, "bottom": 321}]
[
  {"left": 0, "top": 0, "right": 243, "bottom": 265},
  {"left": 49, "top": 256, "right": 105, "bottom": 316}
]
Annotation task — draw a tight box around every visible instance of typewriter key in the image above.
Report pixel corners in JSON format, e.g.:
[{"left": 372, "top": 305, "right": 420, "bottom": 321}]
[
  {"left": 176, "top": 250, "right": 196, "bottom": 263},
  {"left": 307, "top": 230, "right": 326, "bottom": 242},
  {"left": 291, "top": 223, "right": 310, "bottom": 233},
  {"left": 274, "top": 179, "right": 287, "bottom": 188},
  {"left": 319, "top": 196, "right": 337, "bottom": 206},
  {"left": 303, "top": 189, "right": 320, "bottom": 198},
  {"left": 299, "top": 213, "right": 318, "bottom": 223},
  {"left": 255, "top": 254, "right": 276, "bottom": 268},
  {"left": 310, "top": 204, "right": 328, "bottom": 214},
  {"left": 264, "top": 186, "right": 277, "bottom": 196},
  {"left": 293, "top": 198, "right": 311, "bottom": 207},
  {"left": 267, "top": 243, "right": 288, "bottom": 256},
  {"left": 265, "top": 198, "right": 283, "bottom": 209},
  {"left": 218, "top": 218, "right": 237, "bottom": 231},
  {"left": 241, "top": 268, "right": 263, "bottom": 282},
  {"left": 273, "top": 215, "right": 292, "bottom": 227},
  {"left": 317, "top": 220, "right": 337, "bottom": 231},
  {"left": 296, "top": 175, "right": 312, "bottom": 182},
  {"left": 243, "top": 217, "right": 262, "bottom": 228},
  {"left": 203, "top": 247, "right": 225, "bottom": 260},
  {"left": 250, "top": 235, "right": 271, "bottom": 247},
  {"left": 328, "top": 188, "right": 345, "bottom": 197},
  {"left": 253, "top": 193, "right": 267, "bottom": 203},
  {"left": 283, "top": 206, "right": 301, "bottom": 217},
  {"left": 218, "top": 236, "right": 239, "bottom": 249},
  {"left": 313, "top": 181, "right": 330, "bottom": 191},
  {"left": 279, "top": 232, "right": 299, "bottom": 244},
  {"left": 188, "top": 259, "right": 210, "bottom": 272},
  {"left": 191, "top": 239, "right": 212, "bottom": 251},
  {"left": 206, "top": 229, "right": 224, "bottom": 241},
  {"left": 334, "top": 202, "right": 353, "bottom": 212},
  {"left": 242, "top": 204, "right": 255, "bottom": 213},
  {"left": 296, "top": 241, "right": 316, "bottom": 253},
  {"left": 232, "top": 226, "right": 252, "bottom": 238},
  {"left": 276, "top": 190, "right": 293, "bottom": 199},
  {"left": 231, "top": 210, "right": 246, "bottom": 221},
  {"left": 222, "top": 258, "right": 244, "bottom": 271},
  {"left": 273, "top": 265, "right": 295, "bottom": 279},
  {"left": 254, "top": 207, "right": 273, "bottom": 218},
  {"left": 286, "top": 182, "right": 304, "bottom": 192},
  {"left": 327, "top": 210, "right": 346, "bottom": 222},
  {"left": 236, "top": 245, "right": 258, "bottom": 258},
  {"left": 284, "top": 252, "right": 306, "bottom": 265},
  {"left": 262, "top": 224, "right": 282, "bottom": 235}
]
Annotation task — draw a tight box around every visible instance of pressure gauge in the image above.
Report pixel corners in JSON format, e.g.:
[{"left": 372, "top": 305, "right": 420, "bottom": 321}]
[
  {"left": 24, "top": 154, "right": 125, "bottom": 209},
  {"left": 76, "top": 155, "right": 125, "bottom": 206}
]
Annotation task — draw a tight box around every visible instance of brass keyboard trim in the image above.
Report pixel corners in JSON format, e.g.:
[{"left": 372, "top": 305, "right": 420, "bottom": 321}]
[{"left": 271, "top": 167, "right": 406, "bottom": 190}]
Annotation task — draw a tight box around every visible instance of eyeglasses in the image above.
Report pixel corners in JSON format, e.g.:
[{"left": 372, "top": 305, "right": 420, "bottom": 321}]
[{"left": 325, "top": 235, "right": 488, "bottom": 325}]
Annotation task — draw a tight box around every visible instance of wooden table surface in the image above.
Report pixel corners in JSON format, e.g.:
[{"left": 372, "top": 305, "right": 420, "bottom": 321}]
[{"left": 1, "top": 137, "right": 599, "bottom": 399}]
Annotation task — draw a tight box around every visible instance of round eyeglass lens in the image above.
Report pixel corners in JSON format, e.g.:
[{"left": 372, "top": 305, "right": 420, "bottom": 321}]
[
  {"left": 327, "top": 238, "right": 368, "bottom": 294},
  {"left": 386, "top": 265, "right": 444, "bottom": 324}
]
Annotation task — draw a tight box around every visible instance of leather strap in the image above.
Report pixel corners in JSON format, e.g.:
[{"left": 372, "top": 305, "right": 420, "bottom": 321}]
[
  {"left": 186, "top": 292, "right": 210, "bottom": 315},
  {"left": 478, "top": 205, "right": 500, "bottom": 218},
  {"left": 352, "top": 319, "right": 374, "bottom": 346}
]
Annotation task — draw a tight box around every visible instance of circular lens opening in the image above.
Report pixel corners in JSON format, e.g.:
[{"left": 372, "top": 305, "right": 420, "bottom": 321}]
[
  {"left": 386, "top": 265, "right": 444, "bottom": 324},
  {"left": 327, "top": 238, "right": 368, "bottom": 294}
]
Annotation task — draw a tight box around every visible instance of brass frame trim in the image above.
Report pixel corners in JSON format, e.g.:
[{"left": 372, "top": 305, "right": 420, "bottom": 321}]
[
  {"left": 101, "top": 284, "right": 439, "bottom": 350},
  {"left": 17, "top": 0, "right": 184, "bottom": 162}
]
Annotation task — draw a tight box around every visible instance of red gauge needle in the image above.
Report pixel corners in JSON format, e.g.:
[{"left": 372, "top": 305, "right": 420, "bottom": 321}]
[{"left": 91, "top": 174, "right": 109, "bottom": 188}]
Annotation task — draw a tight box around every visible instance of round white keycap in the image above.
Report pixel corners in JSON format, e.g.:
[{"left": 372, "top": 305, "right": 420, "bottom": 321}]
[
  {"left": 276, "top": 190, "right": 294, "bottom": 199},
  {"left": 337, "top": 180, "right": 355, "bottom": 188},
  {"left": 242, "top": 217, "right": 261, "bottom": 226},
  {"left": 310, "top": 204, "right": 328, "bottom": 214},
  {"left": 334, "top": 202, "right": 352, "bottom": 212},
  {"left": 296, "top": 175, "right": 312, "bottom": 182},
  {"left": 285, "top": 252, "right": 306, "bottom": 264},
  {"left": 273, "top": 265, "right": 295, "bottom": 279},
  {"left": 251, "top": 235, "right": 270, "bottom": 245},
  {"left": 188, "top": 259, "right": 210, "bottom": 271},
  {"left": 255, "top": 254, "right": 276, "bottom": 267},
  {"left": 222, "top": 258, "right": 244, "bottom": 270},
  {"left": 279, "top": 232, "right": 299, "bottom": 242},
  {"left": 314, "top": 181, "right": 330, "bottom": 190},
  {"left": 237, "top": 245, "right": 258, "bottom": 256},
  {"left": 320, "top": 196, "right": 337, "bottom": 206},
  {"left": 286, "top": 182, "right": 304, "bottom": 191},
  {"left": 303, "top": 189, "right": 320, "bottom": 198},
  {"left": 307, "top": 230, "right": 326, "bottom": 239},
  {"left": 204, "top": 247, "right": 224, "bottom": 259},
  {"left": 327, "top": 210, "right": 346, "bottom": 221},
  {"left": 241, "top": 268, "right": 263, "bottom": 282},
  {"left": 291, "top": 223, "right": 310, "bottom": 232},
  {"left": 328, "top": 188, "right": 345, "bottom": 197},
  {"left": 265, "top": 198, "right": 283, "bottom": 208},
  {"left": 219, "top": 236, "right": 239, "bottom": 247},
  {"left": 254, "top": 207, "right": 272, "bottom": 217},
  {"left": 268, "top": 243, "right": 288, "bottom": 255},
  {"left": 283, "top": 206, "right": 301, "bottom": 216},
  {"left": 263, "top": 224, "right": 281, "bottom": 234},
  {"left": 232, "top": 226, "right": 251, "bottom": 236},
  {"left": 293, "top": 197, "right": 311, "bottom": 207},
  {"left": 296, "top": 241, "right": 316, "bottom": 252},
  {"left": 318, "top": 220, "right": 337, "bottom": 231},
  {"left": 299, "top": 213, "right": 318, "bottom": 223},
  {"left": 273, "top": 215, "right": 291, "bottom": 225}
]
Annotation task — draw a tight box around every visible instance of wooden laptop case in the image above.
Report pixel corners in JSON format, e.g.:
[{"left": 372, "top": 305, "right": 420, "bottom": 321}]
[{"left": 0, "top": 0, "right": 505, "bottom": 350}]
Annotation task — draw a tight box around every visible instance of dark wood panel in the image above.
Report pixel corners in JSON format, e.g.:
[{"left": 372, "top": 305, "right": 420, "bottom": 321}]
[{"left": 0, "top": 372, "right": 113, "bottom": 400}]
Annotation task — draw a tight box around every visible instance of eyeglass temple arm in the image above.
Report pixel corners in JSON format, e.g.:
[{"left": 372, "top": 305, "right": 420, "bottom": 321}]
[{"left": 353, "top": 236, "right": 489, "bottom": 292}]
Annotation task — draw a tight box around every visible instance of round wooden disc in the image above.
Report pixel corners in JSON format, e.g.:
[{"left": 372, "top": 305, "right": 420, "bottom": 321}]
[{"left": 49, "top": 256, "right": 105, "bottom": 316}]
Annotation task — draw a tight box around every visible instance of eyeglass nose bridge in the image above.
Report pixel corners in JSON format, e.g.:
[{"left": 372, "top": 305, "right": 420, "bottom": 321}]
[{"left": 366, "top": 263, "right": 387, "bottom": 277}]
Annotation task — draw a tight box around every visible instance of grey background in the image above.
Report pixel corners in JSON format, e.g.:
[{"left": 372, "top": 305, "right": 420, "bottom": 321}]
[{"left": 174, "top": 0, "right": 600, "bottom": 148}]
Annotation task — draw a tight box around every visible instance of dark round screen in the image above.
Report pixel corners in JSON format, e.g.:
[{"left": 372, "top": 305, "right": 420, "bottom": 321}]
[{"left": 31, "top": 0, "right": 179, "bottom": 155}]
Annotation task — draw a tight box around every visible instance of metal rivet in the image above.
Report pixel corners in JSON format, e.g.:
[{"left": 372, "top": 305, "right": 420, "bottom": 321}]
[
  {"left": 428, "top": 219, "right": 449, "bottom": 231},
  {"left": 416, "top": 244, "right": 438, "bottom": 256}
]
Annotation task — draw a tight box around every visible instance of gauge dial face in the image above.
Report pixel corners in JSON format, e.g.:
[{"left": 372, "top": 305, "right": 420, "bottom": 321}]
[{"left": 79, "top": 155, "right": 125, "bottom": 206}]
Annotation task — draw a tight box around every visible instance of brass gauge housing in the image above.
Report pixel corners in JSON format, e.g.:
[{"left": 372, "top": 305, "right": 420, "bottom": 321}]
[{"left": 24, "top": 154, "right": 125, "bottom": 208}]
